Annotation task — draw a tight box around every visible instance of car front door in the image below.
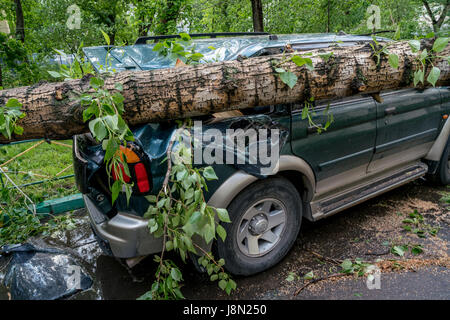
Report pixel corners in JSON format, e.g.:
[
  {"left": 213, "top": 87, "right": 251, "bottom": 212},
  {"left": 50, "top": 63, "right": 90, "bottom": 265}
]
[{"left": 291, "top": 94, "right": 377, "bottom": 199}]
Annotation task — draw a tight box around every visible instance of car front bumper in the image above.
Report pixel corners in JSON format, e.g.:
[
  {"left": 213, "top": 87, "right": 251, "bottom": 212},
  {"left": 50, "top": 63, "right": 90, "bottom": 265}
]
[{"left": 84, "top": 195, "right": 163, "bottom": 258}]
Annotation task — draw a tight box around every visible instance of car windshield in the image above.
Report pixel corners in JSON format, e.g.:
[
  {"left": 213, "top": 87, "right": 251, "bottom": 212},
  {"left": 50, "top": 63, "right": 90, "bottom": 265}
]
[{"left": 83, "top": 33, "right": 388, "bottom": 73}]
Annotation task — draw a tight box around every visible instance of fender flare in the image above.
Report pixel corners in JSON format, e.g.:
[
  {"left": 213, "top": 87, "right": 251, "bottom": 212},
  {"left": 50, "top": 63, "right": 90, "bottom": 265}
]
[
  {"left": 425, "top": 118, "right": 450, "bottom": 162},
  {"left": 207, "top": 155, "right": 316, "bottom": 209}
]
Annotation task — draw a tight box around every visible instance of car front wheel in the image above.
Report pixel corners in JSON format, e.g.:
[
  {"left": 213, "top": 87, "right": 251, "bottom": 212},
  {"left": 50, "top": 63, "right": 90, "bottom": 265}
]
[{"left": 216, "top": 177, "right": 302, "bottom": 276}]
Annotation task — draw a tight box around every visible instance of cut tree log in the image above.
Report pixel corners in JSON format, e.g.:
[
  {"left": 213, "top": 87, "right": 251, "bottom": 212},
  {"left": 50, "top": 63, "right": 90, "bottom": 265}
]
[{"left": 0, "top": 39, "right": 449, "bottom": 143}]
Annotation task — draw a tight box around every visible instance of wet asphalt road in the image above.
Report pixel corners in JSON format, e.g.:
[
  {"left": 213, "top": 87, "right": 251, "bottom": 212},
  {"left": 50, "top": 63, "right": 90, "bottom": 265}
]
[{"left": 0, "top": 178, "right": 449, "bottom": 300}]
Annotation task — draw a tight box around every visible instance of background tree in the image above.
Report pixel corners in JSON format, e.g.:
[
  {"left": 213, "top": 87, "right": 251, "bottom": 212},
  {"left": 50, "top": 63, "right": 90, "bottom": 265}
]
[
  {"left": 0, "top": 0, "right": 447, "bottom": 89},
  {"left": 251, "top": 0, "right": 264, "bottom": 32},
  {"left": 13, "top": 0, "right": 24, "bottom": 42},
  {"left": 421, "top": 0, "right": 449, "bottom": 32}
]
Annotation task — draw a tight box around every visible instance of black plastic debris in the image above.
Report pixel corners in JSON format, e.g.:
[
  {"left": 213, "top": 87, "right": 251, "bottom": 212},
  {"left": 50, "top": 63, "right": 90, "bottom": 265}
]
[{"left": 1, "top": 243, "right": 92, "bottom": 300}]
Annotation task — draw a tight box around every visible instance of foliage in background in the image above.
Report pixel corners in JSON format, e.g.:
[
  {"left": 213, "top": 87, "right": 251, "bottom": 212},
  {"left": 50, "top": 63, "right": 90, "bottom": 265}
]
[{"left": 0, "top": 0, "right": 447, "bottom": 88}]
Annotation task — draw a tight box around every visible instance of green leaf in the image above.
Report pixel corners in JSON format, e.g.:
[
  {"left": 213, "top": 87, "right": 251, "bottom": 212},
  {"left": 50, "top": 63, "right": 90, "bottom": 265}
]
[
  {"left": 286, "top": 272, "right": 296, "bottom": 282},
  {"left": 301, "top": 106, "right": 309, "bottom": 120},
  {"left": 188, "top": 211, "right": 201, "bottom": 224},
  {"left": 291, "top": 55, "right": 306, "bottom": 67},
  {"left": 157, "top": 198, "right": 166, "bottom": 208},
  {"left": 319, "top": 52, "right": 333, "bottom": 62},
  {"left": 104, "top": 138, "right": 118, "bottom": 161},
  {"left": 111, "top": 180, "right": 121, "bottom": 204},
  {"left": 47, "top": 71, "right": 62, "bottom": 78},
  {"left": 279, "top": 71, "right": 298, "bottom": 89},
  {"left": 145, "top": 195, "right": 157, "bottom": 203},
  {"left": 173, "top": 288, "right": 185, "bottom": 299},
  {"left": 225, "top": 280, "right": 234, "bottom": 295},
  {"left": 148, "top": 218, "right": 158, "bottom": 233},
  {"left": 341, "top": 259, "right": 353, "bottom": 272},
  {"left": 210, "top": 274, "right": 218, "bottom": 281},
  {"left": 274, "top": 67, "right": 285, "bottom": 73},
  {"left": 411, "top": 245, "right": 423, "bottom": 255},
  {"left": 432, "top": 37, "right": 448, "bottom": 53},
  {"left": 303, "top": 271, "right": 315, "bottom": 280},
  {"left": 5, "top": 99, "right": 22, "bottom": 108},
  {"left": 165, "top": 240, "right": 173, "bottom": 251},
  {"left": 216, "top": 208, "right": 231, "bottom": 223},
  {"left": 13, "top": 126, "right": 24, "bottom": 135},
  {"left": 101, "top": 29, "right": 111, "bottom": 46},
  {"left": 408, "top": 40, "right": 421, "bottom": 53},
  {"left": 427, "top": 67, "right": 441, "bottom": 87},
  {"left": 114, "top": 83, "right": 123, "bottom": 91},
  {"left": 425, "top": 32, "right": 435, "bottom": 39},
  {"left": 388, "top": 54, "right": 399, "bottom": 69},
  {"left": 304, "top": 58, "right": 314, "bottom": 71},
  {"left": 153, "top": 42, "right": 164, "bottom": 52},
  {"left": 391, "top": 245, "right": 406, "bottom": 257},
  {"left": 413, "top": 69, "right": 424, "bottom": 86},
  {"left": 179, "top": 32, "right": 191, "bottom": 41},
  {"left": 419, "top": 49, "right": 428, "bottom": 62},
  {"left": 170, "top": 268, "right": 182, "bottom": 281},
  {"left": 203, "top": 166, "right": 218, "bottom": 180},
  {"left": 218, "top": 279, "right": 227, "bottom": 290},
  {"left": 216, "top": 224, "right": 227, "bottom": 241},
  {"left": 90, "top": 77, "right": 104, "bottom": 89}
]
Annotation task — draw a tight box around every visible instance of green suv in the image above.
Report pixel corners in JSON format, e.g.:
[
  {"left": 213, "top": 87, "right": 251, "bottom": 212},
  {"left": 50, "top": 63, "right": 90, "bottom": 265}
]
[{"left": 74, "top": 33, "right": 450, "bottom": 276}]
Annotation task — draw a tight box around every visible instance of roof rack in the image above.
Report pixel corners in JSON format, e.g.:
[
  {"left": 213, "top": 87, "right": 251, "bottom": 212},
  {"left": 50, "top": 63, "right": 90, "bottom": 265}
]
[
  {"left": 134, "top": 32, "right": 270, "bottom": 45},
  {"left": 356, "top": 30, "right": 395, "bottom": 36}
]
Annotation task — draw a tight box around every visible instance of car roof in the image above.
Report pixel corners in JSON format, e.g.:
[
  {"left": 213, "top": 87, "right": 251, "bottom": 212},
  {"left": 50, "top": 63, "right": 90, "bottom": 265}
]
[{"left": 83, "top": 33, "right": 389, "bottom": 73}]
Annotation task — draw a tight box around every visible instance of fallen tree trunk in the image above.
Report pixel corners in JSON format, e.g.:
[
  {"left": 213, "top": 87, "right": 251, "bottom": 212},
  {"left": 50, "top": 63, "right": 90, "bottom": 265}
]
[{"left": 0, "top": 39, "right": 449, "bottom": 143}]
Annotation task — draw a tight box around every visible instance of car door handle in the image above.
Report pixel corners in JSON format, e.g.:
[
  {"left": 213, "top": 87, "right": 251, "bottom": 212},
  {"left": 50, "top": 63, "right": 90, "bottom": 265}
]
[{"left": 385, "top": 107, "right": 397, "bottom": 115}]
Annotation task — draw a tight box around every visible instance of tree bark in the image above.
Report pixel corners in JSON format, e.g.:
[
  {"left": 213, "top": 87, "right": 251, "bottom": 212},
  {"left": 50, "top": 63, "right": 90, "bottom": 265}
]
[
  {"left": 0, "top": 40, "right": 449, "bottom": 143},
  {"left": 14, "top": 0, "right": 25, "bottom": 43},
  {"left": 251, "top": 0, "right": 264, "bottom": 32}
]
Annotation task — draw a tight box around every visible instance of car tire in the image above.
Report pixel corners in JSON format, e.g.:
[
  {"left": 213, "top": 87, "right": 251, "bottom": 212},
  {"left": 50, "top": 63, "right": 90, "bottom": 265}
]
[
  {"left": 429, "top": 138, "right": 450, "bottom": 185},
  {"left": 216, "top": 177, "right": 302, "bottom": 276}
]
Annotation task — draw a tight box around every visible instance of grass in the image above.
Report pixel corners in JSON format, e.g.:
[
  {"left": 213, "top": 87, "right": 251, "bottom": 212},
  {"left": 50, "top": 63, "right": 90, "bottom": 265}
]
[
  {"left": 0, "top": 140, "right": 80, "bottom": 245},
  {"left": 0, "top": 140, "right": 77, "bottom": 209},
  {"left": 439, "top": 187, "right": 450, "bottom": 204}
]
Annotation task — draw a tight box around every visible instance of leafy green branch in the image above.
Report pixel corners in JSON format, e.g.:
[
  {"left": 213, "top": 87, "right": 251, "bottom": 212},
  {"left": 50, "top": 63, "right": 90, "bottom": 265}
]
[
  {"left": 80, "top": 77, "right": 134, "bottom": 204},
  {"left": 0, "top": 99, "right": 25, "bottom": 139},
  {"left": 152, "top": 32, "right": 207, "bottom": 65},
  {"left": 301, "top": 98, "right": 333, "bottom": 134},
  {"left": 272, "top": 48, "right": 333, "bottom": 89},
  {"left": 272, "top": 48, "right": 335, "bottom": 133},
  {"left": 139, "top": 123, "right": 235, "bottom": 299},
  {"left": 371, "top": 35, "right": 449, "bottom": 87},
  {"left": 408, "top": 37, "right": 449, "bottom": 87},
  {"left": 47, "top": 44, "right": 95, "bottom": 81}
]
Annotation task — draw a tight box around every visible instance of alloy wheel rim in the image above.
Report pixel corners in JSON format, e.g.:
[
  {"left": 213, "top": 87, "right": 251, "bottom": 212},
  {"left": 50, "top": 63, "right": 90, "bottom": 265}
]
[{"left": 236, "top": 198, "right": 287, "bottom": 257}]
